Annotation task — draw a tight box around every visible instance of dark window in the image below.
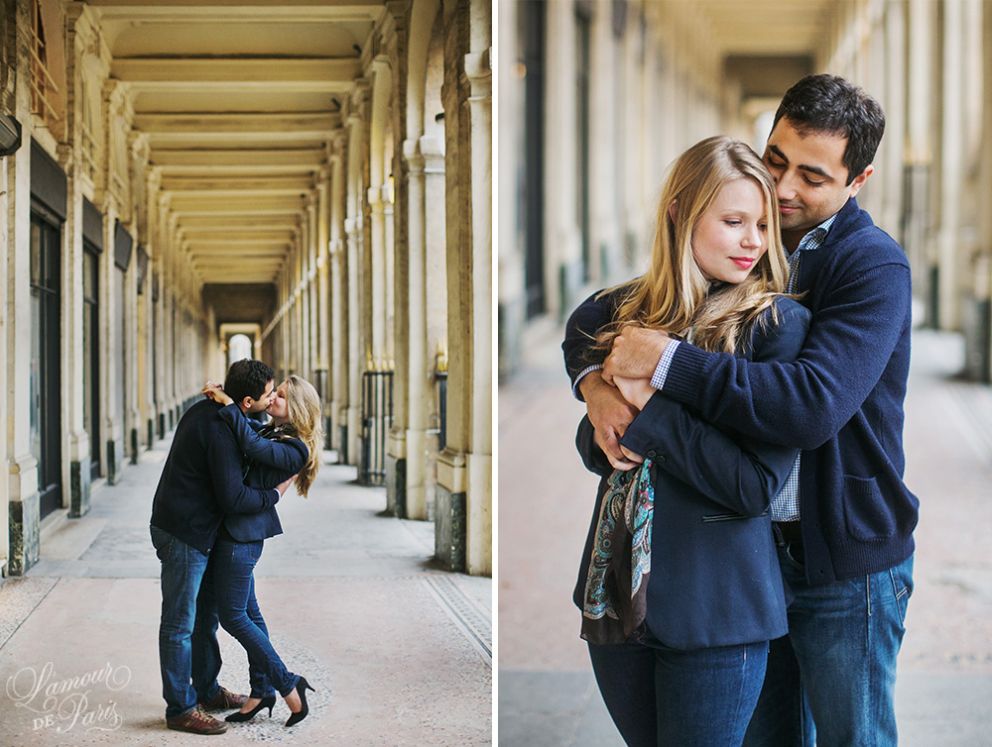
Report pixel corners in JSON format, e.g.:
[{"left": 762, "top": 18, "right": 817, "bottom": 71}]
[{"left": 29, "top": 207, "right": 62, "bottom": 518}]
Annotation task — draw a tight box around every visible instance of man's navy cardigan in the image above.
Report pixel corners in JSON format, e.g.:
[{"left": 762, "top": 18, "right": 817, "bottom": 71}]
[
  {"left": 150, "top": 399, "right": 281, "bottom": 554},
  {"left": 563, "top": 197, "right": 919, "bottom": 585}
]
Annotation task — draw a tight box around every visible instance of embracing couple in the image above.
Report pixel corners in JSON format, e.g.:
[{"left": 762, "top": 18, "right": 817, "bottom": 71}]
[
  {"left": 566, "top": 74, "right": 918, "bottom": 746},
  {"left": 148, "top": 359, "right": 324, "bottom": 734}
]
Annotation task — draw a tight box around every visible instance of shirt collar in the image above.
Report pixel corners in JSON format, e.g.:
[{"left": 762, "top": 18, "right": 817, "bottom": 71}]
[{"left": 792, "top": 213, "right": 837, "bottom": 255}]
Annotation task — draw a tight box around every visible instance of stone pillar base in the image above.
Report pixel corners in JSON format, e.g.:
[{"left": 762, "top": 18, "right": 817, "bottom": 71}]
[
  {"left": 338, "top": 423, "right": 349, "bottom": 464},
  {"left": 106, "top": 439, "right": 124, "bottom": 485},
  {"left": 498, "top": 295, "right": 525, "bottom": 381},
  {"left": 130, "top": 428, "right": 139, "bottom": 465},
  {"left": 963, "top": 295, "right": 992, "bottom": 382},
  {"left": 558, "top": 259, "right": 584, "bottom": 324},
  {"left": 70, "top": 458, "right": 92, "bottom": 518},
  {"left": 386, "top": 456, "right": 407, "bottom": 517},
  {"left": 434, "top": 485, "right": 466, "bottom": 572},
  {"left": 158, "top": 412, "right": 166, "bottom": 439},
  {"left": 8, "top": 493, "right": 40, "bottom": 576},
  {"left": 147, "top": 419, "right": 155, "bottom": 449}
]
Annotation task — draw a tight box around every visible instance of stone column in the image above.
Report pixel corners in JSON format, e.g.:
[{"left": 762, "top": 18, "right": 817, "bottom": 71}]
[
  {"left": 329, "top": 137, "right": 348, "bottom": 455},
  {"left": 881, "top": 1, "right": 905, "bottom": 239},
  {"left": 6, "top": 6, "right": 40, "bottom": 573},
  {"left": 588, "top": 1, "right": 621, "bottom": 283},
  {"left": 344, "top": 108, "right": 366, "bottom": 466},
  {"left": 543, "top": 0, "right": 581, "bottom": 321},
  {"left": 0, "top": 147, "right": 9, "bottom": 572},
  {"left": 496, "top": 0, "right": 522, "bottom": 378},
  {"left": 938, "top": 0, "right": 964, "bottom": 331},
  {"left": 435, "top": 0, "right": 492, "bottom": 576},
  {"left": 422, "top": 136, "right": 446, "bottom": 518},
  {"left": 398, "top": 139, "right": 427, "bottom": 519},
  {"left": 315, "top": 167, "right": 332, "bottom": 445},
  {"left": 981, "top": 0, "right": 992, "bottom": 381},
  {"left": 903, "top": 0, "right": 935, "bottom": 322},
  {"left": 100, "top": 200, "right": 124, "bottom": 484},
  {"left": 61, "top": 144, "right": 91, "bottom": 515}
]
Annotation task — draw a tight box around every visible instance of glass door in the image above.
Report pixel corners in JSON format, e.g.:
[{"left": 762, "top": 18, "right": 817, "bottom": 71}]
[{"left": 29, "top": 209, "right": 62, "bottom": 519}]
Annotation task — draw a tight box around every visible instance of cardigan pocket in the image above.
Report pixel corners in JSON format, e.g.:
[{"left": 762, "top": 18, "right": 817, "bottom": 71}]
[{"left": 842, "top": 475, "right": 896, "bottom": 540}]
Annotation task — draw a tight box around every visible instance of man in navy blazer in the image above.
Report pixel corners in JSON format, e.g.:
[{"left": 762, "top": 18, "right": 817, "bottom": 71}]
[
  {"left": 149, "top": 359, "right": 292, "bottom": 735},
  {"left": 565, "top": 75, "right": 917, "bottom": 747}
]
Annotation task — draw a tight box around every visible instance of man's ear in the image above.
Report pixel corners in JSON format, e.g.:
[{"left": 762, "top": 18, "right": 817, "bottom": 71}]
[{"left": 847, "top": 164, "right": 874, "bottom": 197}]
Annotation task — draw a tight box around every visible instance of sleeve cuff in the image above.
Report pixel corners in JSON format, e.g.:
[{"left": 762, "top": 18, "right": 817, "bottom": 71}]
[
  {"left": 572, "top": 364, "right": 603, "bottom": 401},
  {"left": 650, "top": 340, "right": 681, "bottom": 390},
  {"left": 660, "top": 342, "right": 712, "bottom": 404}
]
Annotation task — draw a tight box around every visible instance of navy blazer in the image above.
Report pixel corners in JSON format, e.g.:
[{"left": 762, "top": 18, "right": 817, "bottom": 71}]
[
  {"left": 573, "top": 297, "right": 811, "bottom": 650},
  {"left": 217, "top": 404, "right": 309, "bottom": 543},
  {"left": 150, "top": 399, "right": 281, "bottom": 554}
]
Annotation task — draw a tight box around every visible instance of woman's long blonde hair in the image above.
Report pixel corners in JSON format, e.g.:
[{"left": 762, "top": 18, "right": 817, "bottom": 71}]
[
  {"left": 598, "top": 136, "right": 790, "bottom": 354},
  {"left": 280, "top": 375, "right": 323, "bottom": 497}
]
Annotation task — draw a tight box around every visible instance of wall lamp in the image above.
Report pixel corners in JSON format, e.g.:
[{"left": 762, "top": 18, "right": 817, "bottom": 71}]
[{"left": 0, "top": 115, "right": 22, "bottom": 157}]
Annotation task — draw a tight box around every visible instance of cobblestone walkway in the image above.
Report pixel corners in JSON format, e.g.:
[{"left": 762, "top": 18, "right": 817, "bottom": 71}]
[{"left": 0, "top": 440, "right": 491, "bottom": 746}]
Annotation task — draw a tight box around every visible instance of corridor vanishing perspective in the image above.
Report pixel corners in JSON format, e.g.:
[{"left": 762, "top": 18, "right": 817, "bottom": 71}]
[{"left": 0, "top": 0, "right": 492, "bottom": 579}]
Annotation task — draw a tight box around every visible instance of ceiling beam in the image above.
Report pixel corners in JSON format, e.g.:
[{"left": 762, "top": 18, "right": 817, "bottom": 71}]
[
  {"left": 135, "top": 112, "right": 337, "bottom": 134},
  {"left": 111, "top": 58, "right": 359, "bottom": 93}
]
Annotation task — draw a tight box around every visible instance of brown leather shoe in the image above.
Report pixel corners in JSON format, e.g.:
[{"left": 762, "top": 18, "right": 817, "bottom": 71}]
[
  {"left": 199, "top": 685, "right": 248, "bottom": 710},
  {"left": 166, "top": 706, "right": 228, "bottom": 735}
]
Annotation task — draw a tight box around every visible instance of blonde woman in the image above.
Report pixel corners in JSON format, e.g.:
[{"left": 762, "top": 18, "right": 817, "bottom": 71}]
[
  {"left": 201, "top": 375, "right": 323, "bottom": 728},
  {"left": 564, "top": 137, "right": 811, "bottom": 746}
]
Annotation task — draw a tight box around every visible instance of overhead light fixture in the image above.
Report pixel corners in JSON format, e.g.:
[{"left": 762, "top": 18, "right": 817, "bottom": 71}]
[{"left": 0, "top": 115, "right": 22, "bottom": 157}]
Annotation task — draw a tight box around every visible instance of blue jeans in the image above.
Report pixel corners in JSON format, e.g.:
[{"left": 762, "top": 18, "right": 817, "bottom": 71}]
[
  {"left": 589, "top": 635, "right": 769, "bottom": 746},
  {"left": 150, "top": 526, "right": 222, "bottom": 719},
  {"left": 744, "top": 544, "right": 914, "bottom": 747},
  {"left": 211, "top": 537, "right": 298, "bottom": 697}
]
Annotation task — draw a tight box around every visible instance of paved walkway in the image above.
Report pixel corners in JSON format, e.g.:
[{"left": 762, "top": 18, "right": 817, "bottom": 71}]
[
  {"left": 0, "top": 439, "right": 491, "bottom": 746},
  {"left": 498, "top": 323, "right": 992, "bottom": 746}
]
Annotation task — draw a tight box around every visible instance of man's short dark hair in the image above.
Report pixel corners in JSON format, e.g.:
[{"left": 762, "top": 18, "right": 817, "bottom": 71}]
[
  {"left": 772, "top": 74, "right": 885, "bottom": 185},
  {"left": 224, "top": 359, "right": 274, "bottom": 405}
]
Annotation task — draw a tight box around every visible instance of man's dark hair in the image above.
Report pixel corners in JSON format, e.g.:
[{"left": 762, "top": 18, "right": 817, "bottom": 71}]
[
  {"left": 224, "top": 359, "right": 274, "bottom": 405},
  {"left": 772, "top": 74, "right": 885, "bottom": 185}
]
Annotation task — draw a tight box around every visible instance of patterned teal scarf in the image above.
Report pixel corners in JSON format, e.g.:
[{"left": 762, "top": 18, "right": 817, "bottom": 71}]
[{"left": 580, "top": 458, "right": 655, "bottom": 645}]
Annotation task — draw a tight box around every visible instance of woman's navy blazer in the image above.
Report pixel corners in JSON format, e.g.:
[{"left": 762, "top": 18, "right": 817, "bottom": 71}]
[
  {"left": 573, "top": 297, "right": 811, "bottom": 650},
  {"left": 217, "top": 404, "right": 308, "bottom": 543}
]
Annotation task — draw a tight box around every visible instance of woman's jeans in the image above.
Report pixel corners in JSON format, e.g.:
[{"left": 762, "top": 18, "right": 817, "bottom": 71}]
[
  {"left": 210, "top": 537, "right": 299, "bottom": 698},
  {"left": 150, "top": 526, "right": 223, "bottom": 719},
  {"left": 588, "top": 634, "right": 769, "bottom": 747}
]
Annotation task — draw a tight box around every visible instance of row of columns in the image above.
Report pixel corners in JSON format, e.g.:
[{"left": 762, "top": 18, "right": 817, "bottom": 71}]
[
  {"left": 240, "top": 0, "right": 493, "bottom": 575},
  {"left": 499, "top": 0, "right": 992, "bottom": 387}
]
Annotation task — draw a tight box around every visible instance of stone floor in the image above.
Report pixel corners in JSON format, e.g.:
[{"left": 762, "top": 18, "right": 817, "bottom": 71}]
[
  {"left": 498, "top": 324, "right": 992, "bottom": 746},
  {"left": 0, "top": 439, "right": 491, "bottom": 746}
]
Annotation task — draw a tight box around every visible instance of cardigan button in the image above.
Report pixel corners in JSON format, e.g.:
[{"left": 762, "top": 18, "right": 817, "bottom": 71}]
[{"left": 646, "top": 450, "right": 657, "bottom": 459}]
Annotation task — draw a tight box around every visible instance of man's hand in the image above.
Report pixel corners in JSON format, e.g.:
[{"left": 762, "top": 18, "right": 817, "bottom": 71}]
[
  {"left": 275, "top": 476, "right": 295, "bottom": 495},
  {"left": 613, "top": 376, "right": 655, "bottom": 411},
  {"left": 580, "top": 371, "right": 639, "bottom": 470},
  {"left": 603, "top": 326, "right": 673, "bottom": 384}
]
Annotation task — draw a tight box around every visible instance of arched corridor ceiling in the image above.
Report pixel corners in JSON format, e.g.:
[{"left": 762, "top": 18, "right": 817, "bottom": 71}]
[
  {"left": 91, "top": 0, "right": 386, "bottom": 310},
  {"left": 693, "top": 0, "right": 835, "bottom": 56}
]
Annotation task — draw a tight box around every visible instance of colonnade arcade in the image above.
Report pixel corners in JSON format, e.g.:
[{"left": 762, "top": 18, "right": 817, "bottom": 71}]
[{"left": 0, "top": 0, "right": 491, "bottom": 578}]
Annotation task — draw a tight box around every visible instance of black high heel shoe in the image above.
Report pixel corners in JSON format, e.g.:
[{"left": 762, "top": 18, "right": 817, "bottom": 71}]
[
  {"left": 225, "top": 695, "right": 275, "bottom": 723},
  {"left": 285, "top": 676, "right": 315, "bottom": 727}
]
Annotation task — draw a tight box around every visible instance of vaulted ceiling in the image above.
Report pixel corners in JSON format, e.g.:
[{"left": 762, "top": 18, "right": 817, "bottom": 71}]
[
  {"left": 694, "top": 0, "right": 835, "bottom": 57},
  {"left": 89, "top": 0, "right": 387, "bottom": 319}
]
